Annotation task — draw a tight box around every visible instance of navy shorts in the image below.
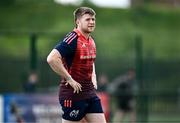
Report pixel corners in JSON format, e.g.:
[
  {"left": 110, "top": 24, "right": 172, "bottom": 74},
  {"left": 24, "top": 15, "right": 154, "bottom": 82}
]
[{"left": 59, "top": 96, "right": 104, "bottom": 121}]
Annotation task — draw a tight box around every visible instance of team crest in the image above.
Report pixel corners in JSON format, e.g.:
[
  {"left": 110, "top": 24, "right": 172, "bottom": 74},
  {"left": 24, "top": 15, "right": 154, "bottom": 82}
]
[{"left": 69, "top": 110, "right": 79, "bottom": 118}]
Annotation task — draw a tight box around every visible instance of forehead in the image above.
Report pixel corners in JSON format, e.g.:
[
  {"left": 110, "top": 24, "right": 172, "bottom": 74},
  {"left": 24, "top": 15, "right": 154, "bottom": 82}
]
[{"left": 79, "top": 14, "right": 95, "bottom": 19}]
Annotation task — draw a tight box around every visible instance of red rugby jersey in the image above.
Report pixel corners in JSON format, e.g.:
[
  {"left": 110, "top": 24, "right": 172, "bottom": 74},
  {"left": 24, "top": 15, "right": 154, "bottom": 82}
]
[{"left": 55, "top": 28, "right": 97, "bottom": 101}]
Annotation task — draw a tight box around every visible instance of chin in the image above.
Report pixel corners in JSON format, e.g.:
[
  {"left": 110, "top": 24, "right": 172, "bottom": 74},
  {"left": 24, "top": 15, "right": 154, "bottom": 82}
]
[
  {"left": 88, "top": 27, "right": 95, "bottom": 32},
  {"left": 89, "top": 29, "right": 95, "bottom": 33},
  {"left": 85, "top": 30, "right": 93, "bottom": 34},
  {"left": 88, "top": 30, "right": 93, "bottom": 33}
]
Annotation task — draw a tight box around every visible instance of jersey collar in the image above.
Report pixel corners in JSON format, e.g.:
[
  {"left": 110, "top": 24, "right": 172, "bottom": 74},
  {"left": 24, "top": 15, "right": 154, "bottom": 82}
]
[{"left": 73, "top": 28, "right": 91, "bottom": 41}]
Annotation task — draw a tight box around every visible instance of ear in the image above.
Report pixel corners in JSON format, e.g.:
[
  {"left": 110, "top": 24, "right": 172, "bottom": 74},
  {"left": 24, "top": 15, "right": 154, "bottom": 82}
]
[{"left": 76, "top": 19, "right": 80, "bottom": 26}]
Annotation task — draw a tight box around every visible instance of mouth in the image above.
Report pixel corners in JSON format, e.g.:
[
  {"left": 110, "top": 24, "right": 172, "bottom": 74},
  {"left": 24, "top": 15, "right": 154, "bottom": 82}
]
[{"left": 88, "top": 26, "right": 95, "bottom": 28}]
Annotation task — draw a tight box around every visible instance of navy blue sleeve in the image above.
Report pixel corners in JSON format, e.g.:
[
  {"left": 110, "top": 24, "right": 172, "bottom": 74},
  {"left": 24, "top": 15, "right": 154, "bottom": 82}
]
[{"left": 54, "top": 32, "right": 78, "bottom": 58}]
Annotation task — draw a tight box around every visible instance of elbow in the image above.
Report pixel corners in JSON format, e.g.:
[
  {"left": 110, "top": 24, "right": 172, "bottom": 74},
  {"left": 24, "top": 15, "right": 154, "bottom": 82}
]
[
  {"left": 47, "top": 49, "right": 61, "bottom": 65},
  {"left": 47, "top": 55, "right": 54, "bottom": 65}
]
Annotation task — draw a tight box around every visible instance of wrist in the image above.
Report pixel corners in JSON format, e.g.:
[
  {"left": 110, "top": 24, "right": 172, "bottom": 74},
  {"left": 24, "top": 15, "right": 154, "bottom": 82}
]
[{"left": 66, "top": 76, "right": 72, "bottom": 81}]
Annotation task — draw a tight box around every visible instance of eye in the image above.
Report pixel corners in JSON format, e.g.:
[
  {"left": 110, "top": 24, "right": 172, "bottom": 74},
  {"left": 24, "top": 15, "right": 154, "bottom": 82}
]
[
  {"left": 85, "top": 17, "right": 95, "bottom": 22},
  {"left": 86, "top": 18, "right": 90, "bottom": 21}
]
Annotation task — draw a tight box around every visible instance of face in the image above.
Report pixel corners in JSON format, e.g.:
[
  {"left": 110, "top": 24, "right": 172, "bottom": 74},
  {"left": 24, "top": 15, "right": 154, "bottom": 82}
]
[{"left": 76, "top": 14, "right": 96, "bottom": 34}]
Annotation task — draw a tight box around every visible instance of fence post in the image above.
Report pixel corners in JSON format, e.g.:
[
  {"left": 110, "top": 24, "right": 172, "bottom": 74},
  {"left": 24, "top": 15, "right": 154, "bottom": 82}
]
[
  {"left": 135, "top": 34, "right": 148, "bottom": 123},
  {"left": 30, "top": 33, "right": 38, "bottom": 71}
]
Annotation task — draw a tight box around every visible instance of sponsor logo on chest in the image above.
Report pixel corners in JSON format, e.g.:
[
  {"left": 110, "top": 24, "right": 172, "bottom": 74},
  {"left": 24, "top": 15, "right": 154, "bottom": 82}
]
[{"left": 78, "top": 41, "right": 96, "bottom": 60}]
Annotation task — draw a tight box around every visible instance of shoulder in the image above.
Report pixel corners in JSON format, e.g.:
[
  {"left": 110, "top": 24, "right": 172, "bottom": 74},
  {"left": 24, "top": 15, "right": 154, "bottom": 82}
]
[{"left": 63, "top": 31, "right": 78, "bottom": 44}]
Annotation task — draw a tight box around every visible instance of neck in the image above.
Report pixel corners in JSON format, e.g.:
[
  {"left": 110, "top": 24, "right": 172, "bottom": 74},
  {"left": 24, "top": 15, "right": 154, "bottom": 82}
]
[{"left": 77, "top": 27, "right": 90, "bottom": 39}]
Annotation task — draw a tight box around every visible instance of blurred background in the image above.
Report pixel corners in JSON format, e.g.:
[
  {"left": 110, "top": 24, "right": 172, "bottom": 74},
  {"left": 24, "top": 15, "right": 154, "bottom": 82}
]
[{"left": 0, "top": 0, "right": 180, "bottom": 123}]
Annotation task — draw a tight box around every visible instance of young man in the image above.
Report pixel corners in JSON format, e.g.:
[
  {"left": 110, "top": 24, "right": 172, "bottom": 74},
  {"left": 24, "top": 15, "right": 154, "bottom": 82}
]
[{"left": 47, "top": 7, "right": 106, "bottom": 123}]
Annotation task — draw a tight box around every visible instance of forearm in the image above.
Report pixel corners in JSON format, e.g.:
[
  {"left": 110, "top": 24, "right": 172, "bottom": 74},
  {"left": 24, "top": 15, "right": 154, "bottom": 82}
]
[
  {"left": 47, "top": 50, "right": 82, "bottom": 93},
  {"left": 92, "top": 74, "right": 97, "bottom": 86},
  {"left": 49, "top": 58, "right": 70, "bottom": 79},
  {"left": 92, "top": 63, "right": 97, "bottom": 89}
]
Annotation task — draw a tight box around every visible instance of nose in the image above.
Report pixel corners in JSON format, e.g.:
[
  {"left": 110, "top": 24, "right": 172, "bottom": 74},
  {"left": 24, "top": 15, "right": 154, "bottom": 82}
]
[{"left": 90, "top": 19, "right": 95, "bottom": 24}]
